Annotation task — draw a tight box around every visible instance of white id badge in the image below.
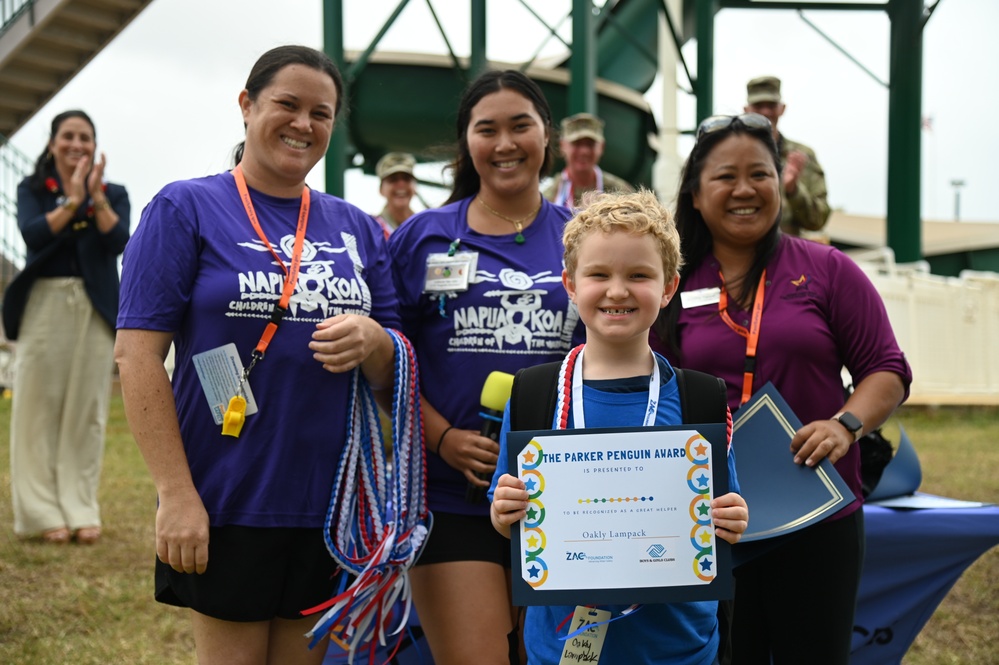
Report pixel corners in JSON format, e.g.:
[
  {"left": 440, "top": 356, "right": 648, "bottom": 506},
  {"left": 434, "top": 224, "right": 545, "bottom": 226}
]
[
  {"left": 558, "top": 606, "right": 611, "bottom": 665},
  {"left": 192, "top": 344, "right": 259, "bottom": 426},
  {"left": 680, "top": 286, "right": 721, "bottom": 309},
  {"left": 423, "top": 251, "right": 478, "bottom": 293}
]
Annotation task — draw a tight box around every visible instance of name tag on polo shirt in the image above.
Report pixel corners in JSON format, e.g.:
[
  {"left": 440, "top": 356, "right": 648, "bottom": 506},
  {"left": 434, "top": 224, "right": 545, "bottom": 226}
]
[{"left": 680, "top": 286, "right": 721, "bottom": 309}]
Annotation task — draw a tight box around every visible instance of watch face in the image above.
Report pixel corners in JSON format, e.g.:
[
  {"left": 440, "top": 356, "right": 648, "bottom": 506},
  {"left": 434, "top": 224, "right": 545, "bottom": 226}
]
[{"left": 837, "top": 412, "right": 863, "bottom": 434}]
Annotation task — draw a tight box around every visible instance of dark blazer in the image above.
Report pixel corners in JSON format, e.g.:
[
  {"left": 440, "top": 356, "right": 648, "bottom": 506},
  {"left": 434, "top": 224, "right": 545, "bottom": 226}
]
[{"left": 3, "top": 176, "right": 131, "bottom": 340}]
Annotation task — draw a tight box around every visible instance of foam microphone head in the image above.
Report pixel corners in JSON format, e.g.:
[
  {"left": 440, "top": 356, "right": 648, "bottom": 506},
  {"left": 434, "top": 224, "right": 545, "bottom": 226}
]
[
  {"left": 481, "top": 371, "right": 515, "bottom": 413},
  {"left": 465, "top": 371, "right": 515, "bottom": 504}
]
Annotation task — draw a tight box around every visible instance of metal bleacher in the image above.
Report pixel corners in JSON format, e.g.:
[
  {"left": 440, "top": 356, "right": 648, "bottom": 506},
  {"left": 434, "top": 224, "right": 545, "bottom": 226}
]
[{"left": 1, "top": 0, "right": 153, "bottom": 139}]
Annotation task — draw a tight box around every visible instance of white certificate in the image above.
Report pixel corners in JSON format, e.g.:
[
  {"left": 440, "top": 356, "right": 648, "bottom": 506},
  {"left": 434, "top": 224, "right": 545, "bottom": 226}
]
[{"left": 508, "top": 425, "right": 733, "bottom": 606}]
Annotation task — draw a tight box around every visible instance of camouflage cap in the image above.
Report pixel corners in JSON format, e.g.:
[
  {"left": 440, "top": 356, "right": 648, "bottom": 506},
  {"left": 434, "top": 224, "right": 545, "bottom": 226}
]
[
  {"left": 375, "top": 152, "right": 416, "bottom": 180},
  {"left": 560, "top": 113, "right": 605, "bottom": 143},
  {"left": 746, "top": 76, "right": 782, "bottom": 105}
]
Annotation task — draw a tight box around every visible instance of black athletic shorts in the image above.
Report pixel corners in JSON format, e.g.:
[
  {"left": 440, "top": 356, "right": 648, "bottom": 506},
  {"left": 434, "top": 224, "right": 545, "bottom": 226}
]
[
  {"left": 415, "top": 512, "right": 511, "bottom": 567},
  {"left": 155, "top": 525, "right": 339, "bottom": 622}
]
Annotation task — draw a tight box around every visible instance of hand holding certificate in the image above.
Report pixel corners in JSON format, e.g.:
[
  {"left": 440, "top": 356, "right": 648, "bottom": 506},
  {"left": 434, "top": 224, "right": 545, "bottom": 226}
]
[{"left": 506, "top": 425, "right": 733, "bottom": 606}]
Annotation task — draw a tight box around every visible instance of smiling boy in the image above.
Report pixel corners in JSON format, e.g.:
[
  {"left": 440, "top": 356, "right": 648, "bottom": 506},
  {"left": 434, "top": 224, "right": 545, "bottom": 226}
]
[{"left": 489, "top": 190, "right": 748, "bottom": 665}]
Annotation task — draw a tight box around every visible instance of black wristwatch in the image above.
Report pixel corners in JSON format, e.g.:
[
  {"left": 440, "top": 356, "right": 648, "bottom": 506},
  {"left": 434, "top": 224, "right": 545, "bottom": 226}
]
[{"left": 833, "top": 412, "right": 863, "bottom": 441}]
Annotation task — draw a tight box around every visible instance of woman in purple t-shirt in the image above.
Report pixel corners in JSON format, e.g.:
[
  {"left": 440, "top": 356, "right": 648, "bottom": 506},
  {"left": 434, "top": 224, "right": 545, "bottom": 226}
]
[
  {"left": 653, "top": 114, "right": 911, "bottom": 665},
  {"left": 115, "top": 46, "right": 400, "bottom": 665},
  {"left": 388, "top": 71, "right": 584, "bottom": 664}
]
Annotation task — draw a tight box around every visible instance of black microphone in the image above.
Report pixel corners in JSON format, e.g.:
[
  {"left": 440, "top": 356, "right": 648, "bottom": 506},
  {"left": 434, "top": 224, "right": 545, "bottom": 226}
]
[{"left": 465, "top": 371, "right": 515, "bottom": 504}]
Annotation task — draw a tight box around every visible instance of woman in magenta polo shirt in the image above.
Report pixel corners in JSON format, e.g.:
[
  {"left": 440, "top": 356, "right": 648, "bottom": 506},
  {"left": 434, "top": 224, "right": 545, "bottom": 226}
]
[{"left": 653, "top": 113, "right": 911, "bottom": 665}]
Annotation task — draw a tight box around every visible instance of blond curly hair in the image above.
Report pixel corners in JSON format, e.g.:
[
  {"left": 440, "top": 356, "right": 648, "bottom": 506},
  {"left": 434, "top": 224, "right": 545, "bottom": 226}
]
[{"left": 562, "top": 188, "right": 682, "bottom": 279}]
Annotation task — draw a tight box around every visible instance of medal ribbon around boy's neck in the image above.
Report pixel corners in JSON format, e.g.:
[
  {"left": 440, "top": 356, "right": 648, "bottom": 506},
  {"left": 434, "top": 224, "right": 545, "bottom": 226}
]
[
  {"left": 717, "top": 270, "right": 766, "bottom": 406},
  {"left": 222, "top": 165, "right": 311, "bottom": 437},
  {"left": 555, "top": 344, "right": 660, "bottom": 431}
]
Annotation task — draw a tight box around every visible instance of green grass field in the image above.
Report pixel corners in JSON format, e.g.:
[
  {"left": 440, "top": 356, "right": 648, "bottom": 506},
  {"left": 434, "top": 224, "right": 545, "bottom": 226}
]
[{"left": 1, "top": 397, "right": 997, "bottom": 664}]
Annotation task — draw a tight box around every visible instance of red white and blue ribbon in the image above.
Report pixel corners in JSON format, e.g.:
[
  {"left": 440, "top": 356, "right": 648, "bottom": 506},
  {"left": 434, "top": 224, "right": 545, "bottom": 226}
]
[{"left": 303, "top": 328, "right": 429, "bottom": 662}]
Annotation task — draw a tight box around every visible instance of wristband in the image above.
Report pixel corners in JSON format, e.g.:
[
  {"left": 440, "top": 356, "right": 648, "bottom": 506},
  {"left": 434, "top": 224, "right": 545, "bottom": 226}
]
[
  {"left": 57, "top": 196, "right": 79, "bottom": 212},
  {"left": 93, "top": 199, "right": 111, "bottom": 212},
  {"left": 436, "top": 426, "right": 455, "bottom": 455}
]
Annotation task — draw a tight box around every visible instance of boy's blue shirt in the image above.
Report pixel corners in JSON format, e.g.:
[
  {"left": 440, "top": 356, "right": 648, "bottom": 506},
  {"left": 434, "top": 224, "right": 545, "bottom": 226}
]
[{"left": 489, "top": 352, "right": 739, "bottom": 665}]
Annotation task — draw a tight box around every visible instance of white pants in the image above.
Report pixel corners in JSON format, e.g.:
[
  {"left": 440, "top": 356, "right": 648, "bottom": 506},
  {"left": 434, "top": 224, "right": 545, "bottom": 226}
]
[{"left": 10, "top": 278, "right": 114, "bottom": 536}]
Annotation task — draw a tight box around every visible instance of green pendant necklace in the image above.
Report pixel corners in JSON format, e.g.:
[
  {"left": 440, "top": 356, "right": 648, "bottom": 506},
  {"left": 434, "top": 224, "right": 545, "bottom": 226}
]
[{"left": 477, "top": 196, "right": 541, "bottom": 244}]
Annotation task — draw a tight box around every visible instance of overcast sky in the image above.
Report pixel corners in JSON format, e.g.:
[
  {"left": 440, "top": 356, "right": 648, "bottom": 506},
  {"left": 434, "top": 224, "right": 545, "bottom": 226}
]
[{"left": 8, "top": 0, "right": 999, "bottom": 224}]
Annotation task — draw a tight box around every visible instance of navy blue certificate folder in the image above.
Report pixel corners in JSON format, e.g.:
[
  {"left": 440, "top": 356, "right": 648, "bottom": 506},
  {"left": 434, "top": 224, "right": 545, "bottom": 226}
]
[{"left": 732, "top": 383, "right": 855, "bottom": 543}]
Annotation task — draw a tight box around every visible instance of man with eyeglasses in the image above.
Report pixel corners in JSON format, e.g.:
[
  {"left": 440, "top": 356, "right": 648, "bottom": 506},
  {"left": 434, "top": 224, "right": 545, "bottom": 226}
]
[{"left": 745, "top": 76, "right": 831, "bottom": 237}]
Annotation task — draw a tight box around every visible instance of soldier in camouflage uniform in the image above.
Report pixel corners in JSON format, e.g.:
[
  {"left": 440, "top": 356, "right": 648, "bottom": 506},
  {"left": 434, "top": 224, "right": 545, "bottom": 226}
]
[
  {"left": 544, "top": 112, "right": 634, "bottom": 209},
  {"left": 745, "top": 76, "right": 831, "bottom": 236},
  {"left": 372, "top": 151, "right": 417, "bottom": 238}
]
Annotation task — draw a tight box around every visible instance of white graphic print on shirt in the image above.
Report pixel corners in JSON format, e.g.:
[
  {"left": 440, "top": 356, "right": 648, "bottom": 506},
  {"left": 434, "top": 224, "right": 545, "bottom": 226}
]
[
  {"left": 449, "top": 268, "right": 579, "bottom": 355},
  {"left": 231, "top": 231, "right": 371, "bottom": 321}
]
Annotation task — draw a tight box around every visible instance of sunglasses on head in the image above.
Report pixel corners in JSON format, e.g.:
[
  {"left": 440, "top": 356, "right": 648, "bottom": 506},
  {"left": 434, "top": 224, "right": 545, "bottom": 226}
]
[{"left": 696, "top": 113, "right": 772, "bottom": 139}]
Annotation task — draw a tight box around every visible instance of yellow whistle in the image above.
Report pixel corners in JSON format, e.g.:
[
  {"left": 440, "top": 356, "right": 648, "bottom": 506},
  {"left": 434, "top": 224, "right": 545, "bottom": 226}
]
[{"left": 222, "top": 395, "right": 247, "bottom": 437}]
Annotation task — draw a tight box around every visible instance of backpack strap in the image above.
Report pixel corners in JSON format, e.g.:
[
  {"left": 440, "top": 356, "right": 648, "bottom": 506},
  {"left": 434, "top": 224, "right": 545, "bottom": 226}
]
[
  {"left": 675, "top": 367, "right": 732, "bottom": 445},
  {"left": 510, "top": 361, "right": 561, "bottom": 431}
]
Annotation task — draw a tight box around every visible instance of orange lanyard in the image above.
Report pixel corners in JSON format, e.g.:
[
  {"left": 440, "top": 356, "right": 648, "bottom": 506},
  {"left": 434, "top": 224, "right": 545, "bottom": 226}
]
[
  {"left": 718, "top": 270, "right": 766, "bottom": 405},
  {"left": 232, "top": 165, "right": 310, "bottom": 357},
  {"left": 223, "top": 167, "right": 311, "bottom": 437}
]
